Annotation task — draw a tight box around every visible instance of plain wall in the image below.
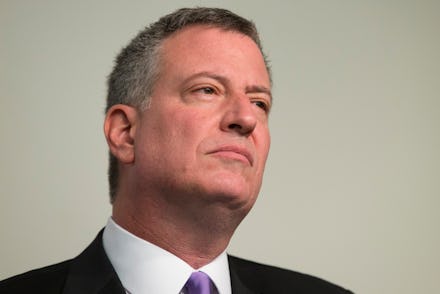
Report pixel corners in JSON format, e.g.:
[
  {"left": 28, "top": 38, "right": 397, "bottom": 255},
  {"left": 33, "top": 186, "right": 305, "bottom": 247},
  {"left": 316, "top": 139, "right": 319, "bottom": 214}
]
[{"left": 1, "top": 1, "right": 439, "bottom": 293}]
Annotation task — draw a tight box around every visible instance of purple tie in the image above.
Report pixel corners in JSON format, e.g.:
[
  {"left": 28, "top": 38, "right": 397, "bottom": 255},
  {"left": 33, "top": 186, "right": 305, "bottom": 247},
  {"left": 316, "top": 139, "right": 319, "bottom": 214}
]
[{"left": 184, "top": 271, "right": 215, "bottom": 294}]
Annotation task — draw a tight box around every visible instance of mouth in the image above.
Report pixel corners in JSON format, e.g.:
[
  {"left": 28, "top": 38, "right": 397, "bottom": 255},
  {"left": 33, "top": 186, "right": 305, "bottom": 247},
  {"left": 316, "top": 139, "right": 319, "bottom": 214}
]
[{"left": 208, "top": 146, "right": 254, "bottom": 166}]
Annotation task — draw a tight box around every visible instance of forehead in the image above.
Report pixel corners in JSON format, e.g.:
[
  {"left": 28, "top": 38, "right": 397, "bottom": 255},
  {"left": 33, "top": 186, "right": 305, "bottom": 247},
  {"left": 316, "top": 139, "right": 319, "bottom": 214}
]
[{"left": 157, "top": 25, "right": 271, "bottom": 88}]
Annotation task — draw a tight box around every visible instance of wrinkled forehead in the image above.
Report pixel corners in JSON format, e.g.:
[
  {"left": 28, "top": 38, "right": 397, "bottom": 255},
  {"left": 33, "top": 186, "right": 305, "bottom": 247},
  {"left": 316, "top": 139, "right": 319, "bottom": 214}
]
[
  {"left": 158, "top": 25, "right": 271, "bottom": 84},
  {"left": 151, "top": 26, "right": 270, "bottom": 98}
]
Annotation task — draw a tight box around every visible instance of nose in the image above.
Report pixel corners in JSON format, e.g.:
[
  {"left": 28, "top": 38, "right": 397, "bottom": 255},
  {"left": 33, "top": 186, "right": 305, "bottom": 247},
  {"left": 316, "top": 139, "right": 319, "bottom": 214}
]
[{"left": 220, "top": 96, "right": 257, "bottom": 136}]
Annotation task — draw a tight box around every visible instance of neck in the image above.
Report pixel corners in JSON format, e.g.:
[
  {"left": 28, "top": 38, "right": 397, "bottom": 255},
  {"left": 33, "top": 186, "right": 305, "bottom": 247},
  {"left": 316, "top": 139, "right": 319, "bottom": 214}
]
[{"left": 112, "top": 194, "right": 240, "bottom": 269}]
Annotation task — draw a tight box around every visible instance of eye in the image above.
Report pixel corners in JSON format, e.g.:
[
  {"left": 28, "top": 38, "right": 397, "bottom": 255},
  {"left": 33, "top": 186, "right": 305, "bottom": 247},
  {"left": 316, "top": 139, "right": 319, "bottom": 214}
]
[
  {"left": 253, "top": 100, "right": 270, "bottom": 113},
  {"left": 197, "top": 87, "right": 216, "bottom": 95},
  {"left": 187, "top": 84, "right": 222, "bottom": 102}
]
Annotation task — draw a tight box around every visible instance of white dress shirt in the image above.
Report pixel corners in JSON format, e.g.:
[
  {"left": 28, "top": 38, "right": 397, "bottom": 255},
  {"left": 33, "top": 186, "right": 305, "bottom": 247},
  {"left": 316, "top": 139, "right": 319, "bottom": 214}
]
[{"left": 103, "top": 218, "right": 232, "bottom": 294}]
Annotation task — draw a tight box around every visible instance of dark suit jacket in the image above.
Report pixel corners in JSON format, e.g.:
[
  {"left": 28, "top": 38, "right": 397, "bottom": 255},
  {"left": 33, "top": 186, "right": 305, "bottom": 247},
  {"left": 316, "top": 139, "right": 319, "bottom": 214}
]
[{"left": 0, "top": 231, "right": 353, "bottom": 293}]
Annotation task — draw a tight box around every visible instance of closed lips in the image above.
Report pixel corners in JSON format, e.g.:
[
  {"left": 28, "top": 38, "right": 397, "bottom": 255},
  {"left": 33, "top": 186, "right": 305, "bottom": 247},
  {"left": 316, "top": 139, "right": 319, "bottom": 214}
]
[{"left": 208, "top": 146, "right": 253, "bottom": 166}]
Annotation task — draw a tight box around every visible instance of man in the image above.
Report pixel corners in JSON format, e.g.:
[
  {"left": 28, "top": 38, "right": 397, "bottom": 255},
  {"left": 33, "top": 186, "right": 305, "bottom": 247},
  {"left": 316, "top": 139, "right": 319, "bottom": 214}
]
[{"left": 0, "top": 7, "right": 352, "bottom": 293}]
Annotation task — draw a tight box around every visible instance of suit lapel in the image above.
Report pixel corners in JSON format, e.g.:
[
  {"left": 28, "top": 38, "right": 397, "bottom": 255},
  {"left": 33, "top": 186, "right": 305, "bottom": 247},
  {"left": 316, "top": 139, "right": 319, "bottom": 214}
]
[
  {"left": 62, "top": 230, "right": 125, "bottom": 294},
  {"left": 229, "top": 267, "right": 257, "bottom": 294},
  {"left": 229, "top": 256, "right": 258, "bottom": 294}
]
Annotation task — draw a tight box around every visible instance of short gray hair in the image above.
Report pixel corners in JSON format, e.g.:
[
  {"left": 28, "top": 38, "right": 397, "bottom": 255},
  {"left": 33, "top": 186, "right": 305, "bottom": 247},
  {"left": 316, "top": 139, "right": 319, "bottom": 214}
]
[{"left": 106, "top": 7, "right": 270, "bottom": 202}]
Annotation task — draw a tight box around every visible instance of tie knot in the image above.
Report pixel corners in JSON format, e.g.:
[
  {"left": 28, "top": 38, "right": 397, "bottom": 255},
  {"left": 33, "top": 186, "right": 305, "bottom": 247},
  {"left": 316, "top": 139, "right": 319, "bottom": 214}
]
[{"left": 184, "top": 271, "right": 214, "bottom": 294}]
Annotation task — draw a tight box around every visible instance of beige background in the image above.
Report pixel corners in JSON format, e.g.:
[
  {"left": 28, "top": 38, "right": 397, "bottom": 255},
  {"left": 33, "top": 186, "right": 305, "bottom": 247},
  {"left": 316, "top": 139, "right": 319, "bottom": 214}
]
[{"left": 1, "top": 1, "right": 439, "bottom": 293}]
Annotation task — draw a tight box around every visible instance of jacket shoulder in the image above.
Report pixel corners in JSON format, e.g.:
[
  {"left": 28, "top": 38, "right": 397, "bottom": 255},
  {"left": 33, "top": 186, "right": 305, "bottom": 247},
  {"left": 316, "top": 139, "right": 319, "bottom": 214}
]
[
  {"left": 0, "top": 260, "right": 71, "bottom": 293},
  {"left": 228, "top": 255, "right": 353, "bottom": 293}
]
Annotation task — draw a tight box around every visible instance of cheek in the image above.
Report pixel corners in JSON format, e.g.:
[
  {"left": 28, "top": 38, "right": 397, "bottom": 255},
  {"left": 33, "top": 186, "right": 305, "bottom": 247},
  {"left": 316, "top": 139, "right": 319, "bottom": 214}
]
[
  {"left": 174, "top": 111, "right": 214, "bottom": 145},
  {"left": 155, "top": 113, "right": 211, "bottom": 171}
]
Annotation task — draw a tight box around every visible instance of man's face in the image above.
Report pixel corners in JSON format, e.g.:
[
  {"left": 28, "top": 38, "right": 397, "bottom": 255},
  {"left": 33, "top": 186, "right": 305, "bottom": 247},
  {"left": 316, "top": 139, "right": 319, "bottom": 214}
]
[{"left": 132, "top": 25, "right": 271, "bottom": 214}]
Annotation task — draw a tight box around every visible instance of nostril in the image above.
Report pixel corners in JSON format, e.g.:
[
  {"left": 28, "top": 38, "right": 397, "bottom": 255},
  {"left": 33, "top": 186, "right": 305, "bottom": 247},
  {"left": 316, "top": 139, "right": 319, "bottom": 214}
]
[{"left": 228, "top": 123, "right": 242, "bottom": 130}]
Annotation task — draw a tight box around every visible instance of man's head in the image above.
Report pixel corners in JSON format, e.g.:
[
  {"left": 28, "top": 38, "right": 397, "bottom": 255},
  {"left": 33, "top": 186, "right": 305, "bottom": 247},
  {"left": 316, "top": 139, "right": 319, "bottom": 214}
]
[
  {"left": 105, "top": 7, "right": 271, "bottom": 203},
  {"left": 104, "top": 8, "right": 271, "bottom": 234}
]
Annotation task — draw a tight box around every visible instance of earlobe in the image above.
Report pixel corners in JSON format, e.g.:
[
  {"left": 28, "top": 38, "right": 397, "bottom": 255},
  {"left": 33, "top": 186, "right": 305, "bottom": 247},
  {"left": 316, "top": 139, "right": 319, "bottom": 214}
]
[{"left": 104, "top": 104, "right": 138, "bottom": 164}]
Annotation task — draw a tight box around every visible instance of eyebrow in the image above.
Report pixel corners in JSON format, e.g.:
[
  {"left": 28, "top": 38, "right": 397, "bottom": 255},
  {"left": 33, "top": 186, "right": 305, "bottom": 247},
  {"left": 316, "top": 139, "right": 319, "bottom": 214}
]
[{"left": 183, "top": 71, "right": 272, "bottom": 101}]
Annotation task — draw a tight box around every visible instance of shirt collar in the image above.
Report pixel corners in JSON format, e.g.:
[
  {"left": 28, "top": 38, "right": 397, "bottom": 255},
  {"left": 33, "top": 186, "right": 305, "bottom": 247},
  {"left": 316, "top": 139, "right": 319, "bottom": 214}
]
[{"left": 103, "top": 217, "right": 231, "bottom": 294}]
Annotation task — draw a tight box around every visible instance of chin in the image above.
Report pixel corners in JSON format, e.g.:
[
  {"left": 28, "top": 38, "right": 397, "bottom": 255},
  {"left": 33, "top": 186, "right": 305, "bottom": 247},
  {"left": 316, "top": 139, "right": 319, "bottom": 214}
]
[
  {"left": 181, "top": 168, "right": 261, "bottom": 210},
  {"left": 203, "top": 179, "right": 258, "bottom": 211}
]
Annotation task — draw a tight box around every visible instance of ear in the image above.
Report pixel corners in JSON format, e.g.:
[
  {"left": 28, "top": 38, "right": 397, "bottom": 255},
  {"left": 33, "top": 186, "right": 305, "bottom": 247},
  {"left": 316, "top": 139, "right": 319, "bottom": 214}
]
[{"left": 104, "top": 104, "right": 139, "bottom": 164}]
